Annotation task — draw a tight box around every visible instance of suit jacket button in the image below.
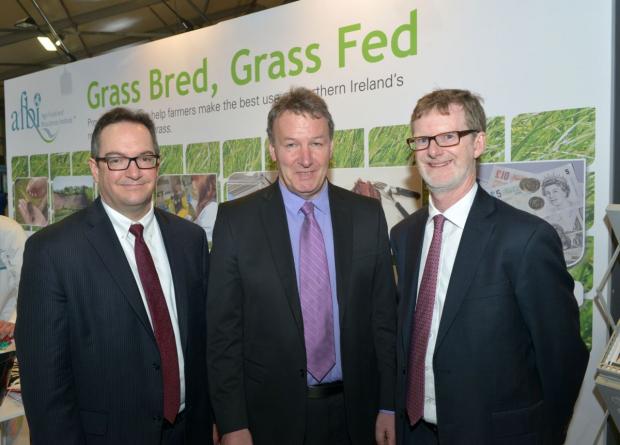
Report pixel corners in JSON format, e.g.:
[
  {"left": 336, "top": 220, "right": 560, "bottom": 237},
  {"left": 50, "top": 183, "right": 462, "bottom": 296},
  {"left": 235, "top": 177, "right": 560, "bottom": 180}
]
[
  {"left": 299, "top": 369, "right": 306, "bottom": 378},
  {"left": 153, "top": 415, "right": 162, "bottom": 422},
  {"left": 153, "top": 362, "right": 160, "bottom": 370}
]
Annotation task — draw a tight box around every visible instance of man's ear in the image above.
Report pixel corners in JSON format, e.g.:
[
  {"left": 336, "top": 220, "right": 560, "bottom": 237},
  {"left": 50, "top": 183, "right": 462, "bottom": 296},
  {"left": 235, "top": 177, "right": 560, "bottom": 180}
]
[
  {"left": 88, "top": 158, "right": 100, "bottom": 184},
  {"left": 269, "top": 143, "right": 277, "bottom": 162},
  {"left": 473, "top": 131, "right": 486, "bottom": 159}
]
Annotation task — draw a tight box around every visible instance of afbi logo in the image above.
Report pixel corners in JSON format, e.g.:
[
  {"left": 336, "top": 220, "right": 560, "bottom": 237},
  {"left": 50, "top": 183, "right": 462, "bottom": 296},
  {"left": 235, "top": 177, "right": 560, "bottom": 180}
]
[{"left": 10, "top": 91, "right": 59, "bottom": 143}]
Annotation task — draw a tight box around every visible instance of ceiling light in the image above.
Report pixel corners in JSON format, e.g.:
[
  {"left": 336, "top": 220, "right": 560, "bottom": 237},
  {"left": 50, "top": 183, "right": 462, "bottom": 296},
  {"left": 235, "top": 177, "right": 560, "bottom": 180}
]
[{"left": 37, "top": 36, "right": 59, "bottom": 51}]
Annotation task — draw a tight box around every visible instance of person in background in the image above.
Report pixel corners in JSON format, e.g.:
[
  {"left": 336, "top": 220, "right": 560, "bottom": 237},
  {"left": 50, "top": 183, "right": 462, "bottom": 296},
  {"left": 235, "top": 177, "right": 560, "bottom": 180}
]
[
  {"left": 391, "top": 89, "right": 588, "bottom": 444},
  {"left": 190, "top": 174, "right": 218, "bottom": 243},
  {"left": 0, "top": 215, "right": 27, "bottom": 338}
]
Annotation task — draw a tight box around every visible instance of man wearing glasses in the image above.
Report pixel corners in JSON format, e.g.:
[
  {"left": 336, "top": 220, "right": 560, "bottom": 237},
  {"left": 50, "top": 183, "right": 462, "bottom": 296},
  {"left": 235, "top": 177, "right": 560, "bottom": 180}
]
[
  {"left": 390, "top": 89, "right": 588, "bottom": 444},
  {"left": 16, "top": 108, "right": 213, "bottom": 445}
]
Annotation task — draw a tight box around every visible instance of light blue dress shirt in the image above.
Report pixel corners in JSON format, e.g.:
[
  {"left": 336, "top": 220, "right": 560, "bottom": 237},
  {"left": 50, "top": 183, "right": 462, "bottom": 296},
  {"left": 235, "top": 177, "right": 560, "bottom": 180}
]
[{"left": 279, "top": 180, "right": 342, "bottom": 385}]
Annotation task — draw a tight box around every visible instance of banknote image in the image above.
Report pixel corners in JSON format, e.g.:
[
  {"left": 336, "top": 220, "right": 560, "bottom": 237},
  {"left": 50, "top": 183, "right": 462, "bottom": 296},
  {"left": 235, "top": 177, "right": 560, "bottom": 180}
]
[{"left": 479, "top": 159, "right": 586, "bottom": 267}]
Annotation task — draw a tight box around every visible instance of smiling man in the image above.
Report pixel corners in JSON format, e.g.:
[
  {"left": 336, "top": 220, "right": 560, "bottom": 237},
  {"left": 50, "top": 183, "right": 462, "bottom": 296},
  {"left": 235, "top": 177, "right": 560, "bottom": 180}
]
[
  {"left": 16, "top": 108, "right": 213, "bottom": 445},
  {"left": 207, "top": 87, "right": 397, "bottom": 445},
  {"left": 390, "top": 89, "right": 588, "bottom": 444}
]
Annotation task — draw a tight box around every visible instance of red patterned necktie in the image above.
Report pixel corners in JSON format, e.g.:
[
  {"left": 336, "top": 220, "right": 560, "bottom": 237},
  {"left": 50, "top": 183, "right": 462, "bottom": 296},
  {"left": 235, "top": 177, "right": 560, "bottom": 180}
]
[
  {"left": 129, "top": 223, "right": 180, "bottom": 423},
  {"left": 407, "top": 214, "right": 446, "bottom": 425},
  {"left": 299, "top": 201, "right": 336, "bottom": 382}
]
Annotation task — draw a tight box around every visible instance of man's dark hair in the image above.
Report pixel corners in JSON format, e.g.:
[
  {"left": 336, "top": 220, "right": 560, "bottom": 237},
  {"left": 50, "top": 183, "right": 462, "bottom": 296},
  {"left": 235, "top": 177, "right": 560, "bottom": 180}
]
[{"left": 91, "top": 107, "right": 158, "bottom": 157}]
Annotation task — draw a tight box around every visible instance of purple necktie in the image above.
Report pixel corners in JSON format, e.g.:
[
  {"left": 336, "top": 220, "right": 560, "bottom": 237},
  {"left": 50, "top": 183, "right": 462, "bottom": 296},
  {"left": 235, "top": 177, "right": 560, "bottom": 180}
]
[
  {"left": 407, "top": 214, "right": 446, "bottom": 425},
  {"left": 129, "top": 224, "right": 180, "bottom": 423},
  {"left": 299, "top": 201, "right": 336, "bottom": 382}
]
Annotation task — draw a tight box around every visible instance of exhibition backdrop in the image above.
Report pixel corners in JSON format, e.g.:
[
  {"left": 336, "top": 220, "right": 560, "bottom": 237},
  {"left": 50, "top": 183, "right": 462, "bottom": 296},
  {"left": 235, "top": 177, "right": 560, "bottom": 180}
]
[{"left": 4, "top": 0, "right": 613, "bottom": 442}]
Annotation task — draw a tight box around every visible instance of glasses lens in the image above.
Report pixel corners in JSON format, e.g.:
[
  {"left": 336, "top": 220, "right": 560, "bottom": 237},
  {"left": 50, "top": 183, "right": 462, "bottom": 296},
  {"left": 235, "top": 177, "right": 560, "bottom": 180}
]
[
  {"left": 136, "top": 155, "right": 157, "bottom": 168},
  {"left": 435, "top": 132, "right": 460, "bottom": 147},
  {"left": 413, "top": 137, "right": 429, "bottom": 150},
  {"left": 106, "top": 157, "right": 128, "bottom": 170}
]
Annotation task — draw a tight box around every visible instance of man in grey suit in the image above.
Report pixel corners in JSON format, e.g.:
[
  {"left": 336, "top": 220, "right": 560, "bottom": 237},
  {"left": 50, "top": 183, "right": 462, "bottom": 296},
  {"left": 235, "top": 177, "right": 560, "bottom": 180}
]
[
  {"left": 391, "top": 89, "right": 588, "bottom": 444},
  {"left": 16, "top": 107, "right": 213, "bottom": 445},
  {"left": 207, "top": 87, "right": 397, "bottom": 445}
]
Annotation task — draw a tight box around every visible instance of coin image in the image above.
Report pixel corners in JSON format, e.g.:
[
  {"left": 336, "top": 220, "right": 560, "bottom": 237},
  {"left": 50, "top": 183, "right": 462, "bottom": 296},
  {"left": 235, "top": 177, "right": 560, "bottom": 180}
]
[
  {"left": 520, "top": 177, "right": 541, "bottom": 193},
  {"left": 529, "top": 196, "right": 545, "bottom": 210}
]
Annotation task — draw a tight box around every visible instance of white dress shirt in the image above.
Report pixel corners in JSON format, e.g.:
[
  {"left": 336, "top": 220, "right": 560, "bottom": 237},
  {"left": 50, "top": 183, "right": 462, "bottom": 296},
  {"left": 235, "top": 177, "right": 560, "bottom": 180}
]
[
  {"left": 102, "top": 201, "right": 186, "bottom": 412},
  {"left": 418, "top": 183, "right": 478, "bottom": 424}
]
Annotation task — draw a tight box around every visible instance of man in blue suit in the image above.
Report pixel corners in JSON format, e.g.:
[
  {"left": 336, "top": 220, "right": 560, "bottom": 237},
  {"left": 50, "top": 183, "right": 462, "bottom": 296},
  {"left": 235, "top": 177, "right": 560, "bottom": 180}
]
[
  {"left": 16, "top": 108, "right": 213, "bottom": 445},
  {"left": 391, "top": 89, "right": 588, "bottom": 444}
]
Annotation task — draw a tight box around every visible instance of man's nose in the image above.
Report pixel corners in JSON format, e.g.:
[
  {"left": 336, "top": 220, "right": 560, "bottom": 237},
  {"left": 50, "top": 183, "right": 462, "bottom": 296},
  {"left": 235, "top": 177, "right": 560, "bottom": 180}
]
[
  {"left": 125, "top": 158, "right": 142, "bottom": 176},
  {"left": 426, "top": 139, "right": 444, "bottom": 157},
  {"left": 299, "top": 145, "right": 312, "bottom": 166}
]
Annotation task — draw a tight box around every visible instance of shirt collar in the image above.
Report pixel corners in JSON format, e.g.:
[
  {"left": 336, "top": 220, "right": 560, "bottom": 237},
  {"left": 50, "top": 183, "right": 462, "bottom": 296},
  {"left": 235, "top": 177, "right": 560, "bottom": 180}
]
[
  {"left": 278, "top": 178, "right": 330, "bottom": 216},
  {"left": 101, "top": 199, "right": 155, "bottom": 239},
  {"left": 428, "top": 182, "right": 478, "bottom": 229}
]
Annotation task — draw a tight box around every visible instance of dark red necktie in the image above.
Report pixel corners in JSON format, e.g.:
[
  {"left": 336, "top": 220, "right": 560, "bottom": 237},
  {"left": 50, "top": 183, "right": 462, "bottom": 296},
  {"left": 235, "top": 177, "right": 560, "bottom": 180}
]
[
  {"left": 407, "top": 214, "right": 445, "bottom": 425},
  {"left": 129, "top": 223, "right": 180, "bottom": 423}
]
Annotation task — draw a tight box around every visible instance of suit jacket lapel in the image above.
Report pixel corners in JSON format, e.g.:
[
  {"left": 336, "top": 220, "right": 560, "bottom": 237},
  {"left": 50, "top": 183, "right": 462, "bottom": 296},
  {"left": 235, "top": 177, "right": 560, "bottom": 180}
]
[
  {"left": 260, "top": 183, "right": 305, "bottom": 340},
  {"left": 401, "top": 208, "right": 428, "bottom": 350},
  {"left": 84, "top": 199, "right": 154, "bottom": 341},
  {"left": 328, "top": 184, "right": 352, "bottom": 322},
  {"left": 435, "top": 187, "right": 496, "bottom": 351},
  {"left": 156, "top": 209, "right": 189, "bottom": 351}
]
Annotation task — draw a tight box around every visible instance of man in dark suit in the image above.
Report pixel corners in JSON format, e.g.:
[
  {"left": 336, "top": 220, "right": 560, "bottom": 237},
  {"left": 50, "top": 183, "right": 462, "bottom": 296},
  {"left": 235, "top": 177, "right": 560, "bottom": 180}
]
[
  {"left": 16, "top": 108, "right": 213, "bottom": 445},
  {"left": 391, "top": 89, "right": 588, "bottom": 445},
  {"left": 207, "top": 87, "right": 397, "bottom": 445}
]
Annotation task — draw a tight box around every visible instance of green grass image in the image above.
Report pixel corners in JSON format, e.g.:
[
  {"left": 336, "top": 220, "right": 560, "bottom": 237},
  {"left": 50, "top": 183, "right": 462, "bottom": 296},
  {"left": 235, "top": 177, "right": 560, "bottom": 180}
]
[
  {"left": 480, "top": 116, "right": 505, "bottom": 163},
  {"left": 11, "top": 156, "right": 28, "bottom": 177},
  {"left": 52, "top": 185, "right": 94, "bottom": 223},
  {"left": 263, "top": 139, "right": 277, "bottom": 172},
  {"left": 223, "top": 138, "right": 261, "bottom": 177},
  {"left": 579, "top": 299, "right": 592, "bottom": 351},
  {"left": 511, "top": 108, "right": 595, "bottom": 163},
  {"left": 186, "top": 142, "right": 220, "bottom": 173},
  {"left": 72, "top": 151, "right": 91, "bottom": 175},
  {"left": 159, "top": 145, "right": 184, "bottom": 175},
  {"left": 586, "top": 171, "right": 594, "bottom": 230},
  {"left": 50, "top": 153, "right": 71, "bottom": 178},
  {"left": 331, "top": 129, "right": 363, "bottom": 168},
  {"left": 30, "top": 154, "right": 49, "bottom": 177},
  {"left": 569, "top": 235, "right": 593, "bottom": 293},
  {"left": 368, "top": 125, "right": 410, "bottom": 167}
]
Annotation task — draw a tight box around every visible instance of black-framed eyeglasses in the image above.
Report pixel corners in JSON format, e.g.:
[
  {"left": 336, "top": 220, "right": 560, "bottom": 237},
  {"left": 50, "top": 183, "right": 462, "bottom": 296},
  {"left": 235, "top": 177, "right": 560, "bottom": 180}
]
[
  {"left": 406, "top": 129, "right": 480, "bottom": 151},
  {"left": 95, "top": 154, "right": 160, "bottom": 171}
]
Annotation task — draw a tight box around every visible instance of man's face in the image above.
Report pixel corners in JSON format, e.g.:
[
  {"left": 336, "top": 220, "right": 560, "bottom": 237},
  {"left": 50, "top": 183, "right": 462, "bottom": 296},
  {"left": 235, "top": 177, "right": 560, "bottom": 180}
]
[
  {"left": 269, "top": 111, "right": 333, "bottom": 200},
  {"left": 412, "top": 104, "right": 485, "bottom": 199},
  {"left": 89, "top": 121, "right": 158, "bottom": 220}
]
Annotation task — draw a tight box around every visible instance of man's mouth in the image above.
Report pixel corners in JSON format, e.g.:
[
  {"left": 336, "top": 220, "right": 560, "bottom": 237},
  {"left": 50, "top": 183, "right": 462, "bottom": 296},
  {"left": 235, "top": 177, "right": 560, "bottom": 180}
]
[{"left": 427, "top": 160, "right": 451, "bottom": 168}]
